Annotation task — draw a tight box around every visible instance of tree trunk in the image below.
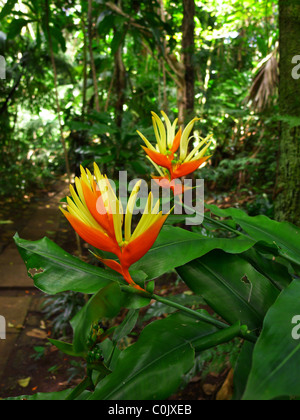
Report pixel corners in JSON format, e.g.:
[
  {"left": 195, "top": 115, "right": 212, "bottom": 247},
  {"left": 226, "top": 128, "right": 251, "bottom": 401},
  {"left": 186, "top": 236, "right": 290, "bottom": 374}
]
[
  {"left": 182, "top": 0, "right": 195, "bottom": 122},
  {"left": 88, "top": 0, "right": 100, "bottom": 113},
  {"left": 114, "top": 41, "right": 126, "bottom": 128},
  {"left": 275, "top": 0, "right": 300, "bottom": 226},
  {"left": 81, "top": 15, "right": 88, "bottom": 119}
]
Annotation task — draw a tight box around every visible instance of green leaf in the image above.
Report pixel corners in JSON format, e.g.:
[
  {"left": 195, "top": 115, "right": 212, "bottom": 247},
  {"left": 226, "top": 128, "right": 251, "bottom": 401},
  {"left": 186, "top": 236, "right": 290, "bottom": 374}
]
[
  {"left": 111, "top": 28, "right": 125, "bottom": 55},
  {"left": 0, "top": 0, "right": 18, "bottom": 20},
  {"left": 241, "top": 248, "right": 293, "bottom": 290},
  {"left": 48, "top": 339, "right": 85, "bottom": 358},
  {"left": 97, "top": 12, "right": 115, "bottom": 35},
  {"left": 89, "top": 313, "right": 243, "bottom": 400},
  {"left": 207, "top": 204, "right": 300, "bottom": 267},
  {"left": 233, "top": 342, "right": 254, "bottom": 400},
  {"left": 113, "top": 309, "right": 139, "bottom": 343},
  {"left": 8, "top": 18, "right": 31, "bottom": 38},
  {"left": 88, "top": 312, "right": 219, "bottom": 400},
  {"left": 50, "top": 25, "right": 66, "bottom": 52},
  {"left": 14, "top": 234, "right": 120, "bottom": 295},
  {"left": 71, "top": 282, "right": 123, "bottom": 353},
  {"left": 99, "top": 339, "right": 121, "bottom": 370},
  {"left": 132, "top": 225, "right": 255, "bottom": 280},
  {"left": 243, "top": 280, "right": 300, "bottom": 400},
  {"left": 177, "top": 250, "right": 280, "bottom": 331}
]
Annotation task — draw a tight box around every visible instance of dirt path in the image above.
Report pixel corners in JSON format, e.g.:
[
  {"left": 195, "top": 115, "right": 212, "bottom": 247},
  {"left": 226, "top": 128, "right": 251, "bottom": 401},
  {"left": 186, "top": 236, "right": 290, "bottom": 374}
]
[{"left": 0, "top": 179, "right": 71, "bottom": 397}]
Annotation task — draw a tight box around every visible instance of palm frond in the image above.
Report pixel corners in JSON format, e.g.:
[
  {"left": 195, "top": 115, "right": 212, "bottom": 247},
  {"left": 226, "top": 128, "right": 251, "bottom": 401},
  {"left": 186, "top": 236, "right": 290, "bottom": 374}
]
[{"left": 248, "top": 47, "right": 279, "bottom": 112}]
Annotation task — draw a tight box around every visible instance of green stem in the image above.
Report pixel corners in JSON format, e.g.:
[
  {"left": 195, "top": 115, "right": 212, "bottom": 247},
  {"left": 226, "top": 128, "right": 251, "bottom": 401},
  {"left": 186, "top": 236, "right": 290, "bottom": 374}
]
[
  {"left": 120, "top": 285, "right": 257, "bottom": 343},
  {"left": 203, "top": 213, "right": 248, "bottom": 237},
  {"left": 181, "top": 200, "right": 251, "bottom": 239},
  {"left": 167, "top": 195, "right": 253, "bottom": 240},
  {"left": 152, "top": 293, "right": 227, "bottom": 329}
]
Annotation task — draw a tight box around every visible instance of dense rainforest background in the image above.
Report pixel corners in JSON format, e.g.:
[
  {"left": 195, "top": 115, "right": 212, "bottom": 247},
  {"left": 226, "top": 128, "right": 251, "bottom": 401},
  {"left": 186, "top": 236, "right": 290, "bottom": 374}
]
[
  {"left": 2, "top": 0, "right": 297, "bottom": 222},
  {"left": 1, "top": 0, "right": 300, "bottom": 401}
]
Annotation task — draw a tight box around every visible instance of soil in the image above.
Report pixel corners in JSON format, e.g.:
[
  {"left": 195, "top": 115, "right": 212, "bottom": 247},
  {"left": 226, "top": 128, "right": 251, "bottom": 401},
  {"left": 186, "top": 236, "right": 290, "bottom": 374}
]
[{"left": 0, "top": 292, "right": 83, "bottom": 399}]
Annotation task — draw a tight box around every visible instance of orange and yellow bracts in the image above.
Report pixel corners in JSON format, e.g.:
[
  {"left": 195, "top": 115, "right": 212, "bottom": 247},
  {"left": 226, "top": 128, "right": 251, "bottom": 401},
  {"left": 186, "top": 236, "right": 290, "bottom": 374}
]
[
  {"left": 137, "top": 111, "right": 213, "bottom": 182},
  {"left": 61, "top": 164, "right": 169, "bottom": 291}
]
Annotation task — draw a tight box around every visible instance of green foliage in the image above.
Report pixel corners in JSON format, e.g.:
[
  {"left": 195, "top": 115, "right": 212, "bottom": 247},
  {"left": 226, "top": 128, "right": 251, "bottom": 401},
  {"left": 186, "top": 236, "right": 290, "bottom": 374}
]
[
  {"left": 0, "top": 0, "right": 279, "bottom": 204},
  {"left": 11, "top": 201, "right": 300, "bottom": 400},
  {"left": 243, "top": 280, "right": 300, "bottom": 400},
  {"left": 182, "top": 338, "right": 241, "bottom": 389},
  {"left": 14, "top": 233, "right": 120, "bottom": 295},
  {"left": 42, "top": 291, "right": 86, "bottom": 338},
  {"left": 177, "top": 250, "right": 280, "bottom": 331},
  {"left": 30, "top": 345, "right": 47, "bottom": 361},
  {"left": 3, "top": 0, "right": 299, "bottom": 403}
]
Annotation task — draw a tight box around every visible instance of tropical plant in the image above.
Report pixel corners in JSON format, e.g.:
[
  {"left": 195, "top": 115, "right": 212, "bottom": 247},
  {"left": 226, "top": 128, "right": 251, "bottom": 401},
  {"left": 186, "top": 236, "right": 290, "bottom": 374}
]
[{"left": 9, "top": 112, "right": 300, "bottom": 401}]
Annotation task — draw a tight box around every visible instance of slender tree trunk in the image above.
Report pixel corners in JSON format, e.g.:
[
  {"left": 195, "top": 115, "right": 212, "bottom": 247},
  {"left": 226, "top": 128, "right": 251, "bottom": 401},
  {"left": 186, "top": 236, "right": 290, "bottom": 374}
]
[
  {"left": 81, "top": 16, "right": 88, "bottom": 119},
  {"left": 88, "top": 0, "right": 100, "bottom": 113},
  {"left": 105, "top": 67, "right": 116, "bottom": 112},
  {"left": 182, "top": 0, "right": 195, "bottom": 122},
  {"left": 114, "top": 41, "right": 126, "bottom": 128},
  {"left": 159, "top": 0, "right": 168, "bottom": 111},
  {"left": 275, "top": 0, "right": 300, "bottom": 225}
]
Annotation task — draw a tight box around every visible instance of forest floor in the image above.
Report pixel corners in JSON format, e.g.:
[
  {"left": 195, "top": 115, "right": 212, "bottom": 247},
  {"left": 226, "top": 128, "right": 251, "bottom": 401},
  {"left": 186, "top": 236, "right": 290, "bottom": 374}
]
[{"left": 0, "top": 176, "right": 234, "bottom": 401}]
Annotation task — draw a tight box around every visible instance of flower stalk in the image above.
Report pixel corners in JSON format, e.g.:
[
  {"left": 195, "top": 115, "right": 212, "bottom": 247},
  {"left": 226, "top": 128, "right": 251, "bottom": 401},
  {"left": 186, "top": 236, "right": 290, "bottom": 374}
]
[{"left": 119, "top": 285, "right": 257, "bottom": 344}]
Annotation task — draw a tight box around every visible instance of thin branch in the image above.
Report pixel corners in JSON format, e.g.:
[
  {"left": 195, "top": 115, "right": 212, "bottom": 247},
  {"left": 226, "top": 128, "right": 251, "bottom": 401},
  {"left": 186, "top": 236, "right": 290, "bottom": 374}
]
[{"left": 88, "top": 0, "right": 100, "bottom": 113}]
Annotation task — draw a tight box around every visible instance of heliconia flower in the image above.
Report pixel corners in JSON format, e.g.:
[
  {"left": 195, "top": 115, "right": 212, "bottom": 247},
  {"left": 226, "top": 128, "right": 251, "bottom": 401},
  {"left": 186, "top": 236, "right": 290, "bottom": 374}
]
[
  {"left": 60, "top": 164, "right": 169, "bottom": 291},
  {"left": 137, "top": 111, "right": 213, "bottom": 181}
]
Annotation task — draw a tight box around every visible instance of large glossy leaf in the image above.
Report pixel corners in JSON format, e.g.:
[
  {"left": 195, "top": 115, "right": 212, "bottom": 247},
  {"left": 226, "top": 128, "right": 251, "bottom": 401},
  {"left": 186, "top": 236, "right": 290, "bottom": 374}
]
[
  {"left": 241, "top": 248, "right": 293, "bottom": 291},
  {"left": 132, "top": 225, "right": 255, "bottom": 280},
  {"left": 177, "top": 250, "right": 280, "bottom": 331},
  {"left": 88, "top": 312, "right": 241, "bottom": 400},
  {"left": 14, "top": 227, "right": 254, "bottom": 295},
  {"left": 71, "top": 282, "right": 123, "bottom": 353},
  {"left": 243, "top": 280, "right": 300, "bottom": 400},
  {"left": 207, "top": 204, "right": 300, "bottom": 266},
  {"left": 14, "top": 234, "right": 120, "bottom": 295}
]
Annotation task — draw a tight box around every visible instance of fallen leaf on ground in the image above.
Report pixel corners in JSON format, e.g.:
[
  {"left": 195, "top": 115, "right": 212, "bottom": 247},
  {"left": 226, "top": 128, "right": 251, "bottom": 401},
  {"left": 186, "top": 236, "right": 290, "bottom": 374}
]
[
  {"left": 26, "top": 329, "right": 48, "bottom": 339},
  {"left": 216, "top": 369, "right": 234, "bottom": 401},
  {"left": 18, "top": 377, "right": 31, "bottom": 388}
]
